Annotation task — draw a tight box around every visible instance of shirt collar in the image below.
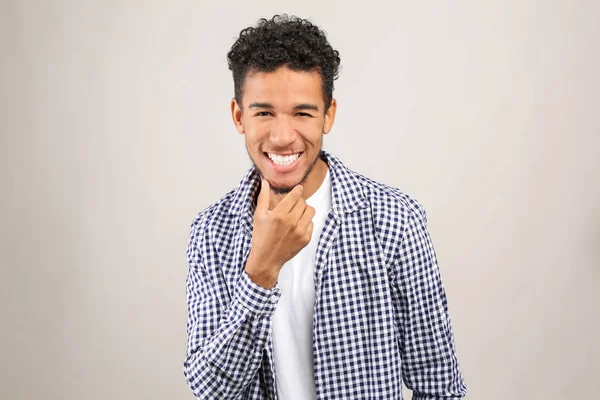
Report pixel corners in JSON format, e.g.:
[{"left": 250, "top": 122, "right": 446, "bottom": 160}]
[{"left": 227, "top": 150, "right": 367, "bottom": 218}]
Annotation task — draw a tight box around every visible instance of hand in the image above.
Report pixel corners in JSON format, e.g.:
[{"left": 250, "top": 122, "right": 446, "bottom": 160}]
[{"left": 245, "top": 179, "right": 315, "bottom": 288}]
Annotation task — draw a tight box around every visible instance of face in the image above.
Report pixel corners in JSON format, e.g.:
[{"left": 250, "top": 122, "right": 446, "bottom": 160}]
[{"left": 231, "top": 66, "right": 336, "bottom": 195}]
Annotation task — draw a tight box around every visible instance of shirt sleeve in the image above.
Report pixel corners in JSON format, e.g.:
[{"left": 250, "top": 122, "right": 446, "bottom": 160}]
[
  {"left": 392, "top": 207, "right": 467, "bottom": 399},
  {"left": 183, "top": 224, "right": 282, "bottom": 399}
]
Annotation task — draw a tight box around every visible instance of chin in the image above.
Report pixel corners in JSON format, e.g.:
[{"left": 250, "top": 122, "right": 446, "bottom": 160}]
[
  {"left": 269, "top": 185, "right": 295, "bottom": 195},
  {"left": 264, "top": 172, "right": 305, "bottom": 194}
]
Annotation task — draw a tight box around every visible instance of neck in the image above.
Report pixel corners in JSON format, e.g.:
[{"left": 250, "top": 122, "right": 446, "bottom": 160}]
[{"left": 268, "top": 158, "right": 328, "bottom": 211}]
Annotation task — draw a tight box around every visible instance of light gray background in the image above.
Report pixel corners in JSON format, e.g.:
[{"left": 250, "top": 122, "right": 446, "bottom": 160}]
[{"left": 2, "top": 1, "right": 599, "bottom": 399}]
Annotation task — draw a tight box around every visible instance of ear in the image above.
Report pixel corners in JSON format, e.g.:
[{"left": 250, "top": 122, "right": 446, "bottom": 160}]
[
  {"left": 231, "top": 98, "right": 245, "bottom": 134},
  {"left": 323, "top": 98, "right": 337, "bottom": 135}
]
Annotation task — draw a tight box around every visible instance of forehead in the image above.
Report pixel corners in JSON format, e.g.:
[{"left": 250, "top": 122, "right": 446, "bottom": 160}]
[{"left": 242, "top": 66, "right": 324, "bottom": 106}]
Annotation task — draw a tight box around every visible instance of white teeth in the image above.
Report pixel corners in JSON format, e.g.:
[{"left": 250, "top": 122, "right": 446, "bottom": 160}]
[{"left": 267, "top": 153, "right": 301, "bottom": 166}]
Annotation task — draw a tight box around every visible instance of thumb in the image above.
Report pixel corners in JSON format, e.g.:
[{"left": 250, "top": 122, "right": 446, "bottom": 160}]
[{"left": 256, "top": 179, "right": 270, "bottom": 215}]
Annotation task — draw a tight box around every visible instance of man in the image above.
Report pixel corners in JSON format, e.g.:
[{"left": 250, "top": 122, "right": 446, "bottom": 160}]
[{"left": 184, "top": 14, "right": 466, "bottom": 400}]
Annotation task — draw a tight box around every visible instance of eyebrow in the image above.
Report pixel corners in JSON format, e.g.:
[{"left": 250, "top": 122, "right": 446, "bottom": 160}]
[
  {"left": 248, "top": 102, "right": 320, "bottom": 112},
  {"left": 248, "top": 102, "right": 273, "bottom": 109},
  {"left": 294, "top": 103, "right": 319, "bottom": 112}
]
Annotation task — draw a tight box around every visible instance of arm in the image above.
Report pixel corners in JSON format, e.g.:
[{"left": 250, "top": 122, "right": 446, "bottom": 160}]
[
  {"left": 392, "top": 208, "right": 467, "bottom": 399},
  {"left": 183, "top": 181, "right": 312, "bottom": 398},
  {"left": 183, "top": 224, "right": 281, "bottom": 399}
]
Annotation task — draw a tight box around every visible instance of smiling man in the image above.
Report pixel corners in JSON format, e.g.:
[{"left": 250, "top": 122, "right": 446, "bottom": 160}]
[{"left": 184, "top": 15, "right": 467, "bottom": 400}]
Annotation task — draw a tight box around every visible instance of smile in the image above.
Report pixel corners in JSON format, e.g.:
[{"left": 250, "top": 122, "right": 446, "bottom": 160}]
[{"left": 266, "top": 152, "right": 302, "bottom": 166}]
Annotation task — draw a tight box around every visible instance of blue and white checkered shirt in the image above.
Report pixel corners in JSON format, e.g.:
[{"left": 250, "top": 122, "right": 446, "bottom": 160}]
[{"left": 184, "top": 151, "right": 466, "bottom": 399}]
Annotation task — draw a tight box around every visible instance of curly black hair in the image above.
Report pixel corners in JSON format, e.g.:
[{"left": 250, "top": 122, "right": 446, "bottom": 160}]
[{"left": 227, "top": 14, "right": 341, "bottom": 112}]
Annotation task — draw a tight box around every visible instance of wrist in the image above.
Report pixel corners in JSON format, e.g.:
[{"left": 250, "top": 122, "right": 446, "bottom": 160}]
[
  {"left": 245, "top": 253, "right": 280, "bottom": 289},
  {"left": 246, "top": 270, "right": 278, "bottom": 289}
]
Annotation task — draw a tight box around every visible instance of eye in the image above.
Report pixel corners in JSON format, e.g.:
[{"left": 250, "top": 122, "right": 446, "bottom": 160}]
[
  {"left": 296, "top": 112, "right": 314, "bottom": 117},
  {"left": 254, "top": 111, "right": 272, "bottom": 117}
]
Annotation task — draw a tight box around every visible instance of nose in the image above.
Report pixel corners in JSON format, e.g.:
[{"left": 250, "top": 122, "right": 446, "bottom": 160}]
[{"left": 269, "top": 115, "right": 297, "bottom": 148}]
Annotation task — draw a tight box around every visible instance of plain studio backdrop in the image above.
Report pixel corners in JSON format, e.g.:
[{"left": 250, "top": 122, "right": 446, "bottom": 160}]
[{"left": 1, "top": 1, "right": 599, "bottom": 399}]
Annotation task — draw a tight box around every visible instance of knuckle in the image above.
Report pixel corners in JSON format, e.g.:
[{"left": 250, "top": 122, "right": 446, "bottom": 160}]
[
  {"left": 273, "top": 212, "right": 285, "bottom": 222},
  {"left": 303, "top": 231, "right": 312, "bottom": 244}
]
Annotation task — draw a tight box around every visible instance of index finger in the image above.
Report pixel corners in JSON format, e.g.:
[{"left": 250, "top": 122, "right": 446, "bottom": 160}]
[
  {"left": 274, "top": 185, "right": 304, "bottom": 213},
  {"left": 255, "top": 179, "right": 271, "bottom": 216}
]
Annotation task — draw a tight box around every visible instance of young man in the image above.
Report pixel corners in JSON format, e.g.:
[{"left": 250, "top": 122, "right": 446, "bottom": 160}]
[{"left": 184, "top": 14, "right": 467, "bottom": 400}]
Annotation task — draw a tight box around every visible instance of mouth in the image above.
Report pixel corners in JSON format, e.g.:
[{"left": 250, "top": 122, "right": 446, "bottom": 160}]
[{"left": 263, "top": 151, "right": 303, "bottom": 172}]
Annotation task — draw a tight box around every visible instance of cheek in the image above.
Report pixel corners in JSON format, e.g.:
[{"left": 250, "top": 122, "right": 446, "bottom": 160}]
[
  {"left": 243, "top": 121, "right": 269, "bottom": 141},
  {"left": 301, "top": 118, "right": 326, "bottom": 136},
  {"left": 289, "top": 115, "right": 321, "bottom": 131}
]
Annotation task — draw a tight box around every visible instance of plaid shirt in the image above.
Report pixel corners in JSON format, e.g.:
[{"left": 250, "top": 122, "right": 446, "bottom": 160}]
[{"left": 184, "top": 151, "right": 466, "bottom": 399}]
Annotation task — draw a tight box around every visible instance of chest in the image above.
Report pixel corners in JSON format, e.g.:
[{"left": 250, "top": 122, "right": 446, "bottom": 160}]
[{"left": 209, "top": 208, "right": 393, "bottom": 314}]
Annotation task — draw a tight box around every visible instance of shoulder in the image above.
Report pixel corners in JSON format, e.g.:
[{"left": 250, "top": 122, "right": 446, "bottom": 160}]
[
  {"left": 189, "top": 188, "right": 238, "bottom": 240},
  {"left": 352, "top": 170, "right": 428, "bottom": 257},
  {"left": 356, "top": 172, "right": 427, "bottom": 221}
]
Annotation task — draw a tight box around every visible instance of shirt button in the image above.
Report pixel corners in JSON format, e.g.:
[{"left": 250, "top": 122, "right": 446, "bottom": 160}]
[{"left": 270, "top": 294, "right": 278, "bottom": 304}]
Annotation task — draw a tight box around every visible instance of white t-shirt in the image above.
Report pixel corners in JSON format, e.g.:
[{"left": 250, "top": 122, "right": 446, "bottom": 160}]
[{"left": 271, "top": 168, "right": 332, "bottom": 400}]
